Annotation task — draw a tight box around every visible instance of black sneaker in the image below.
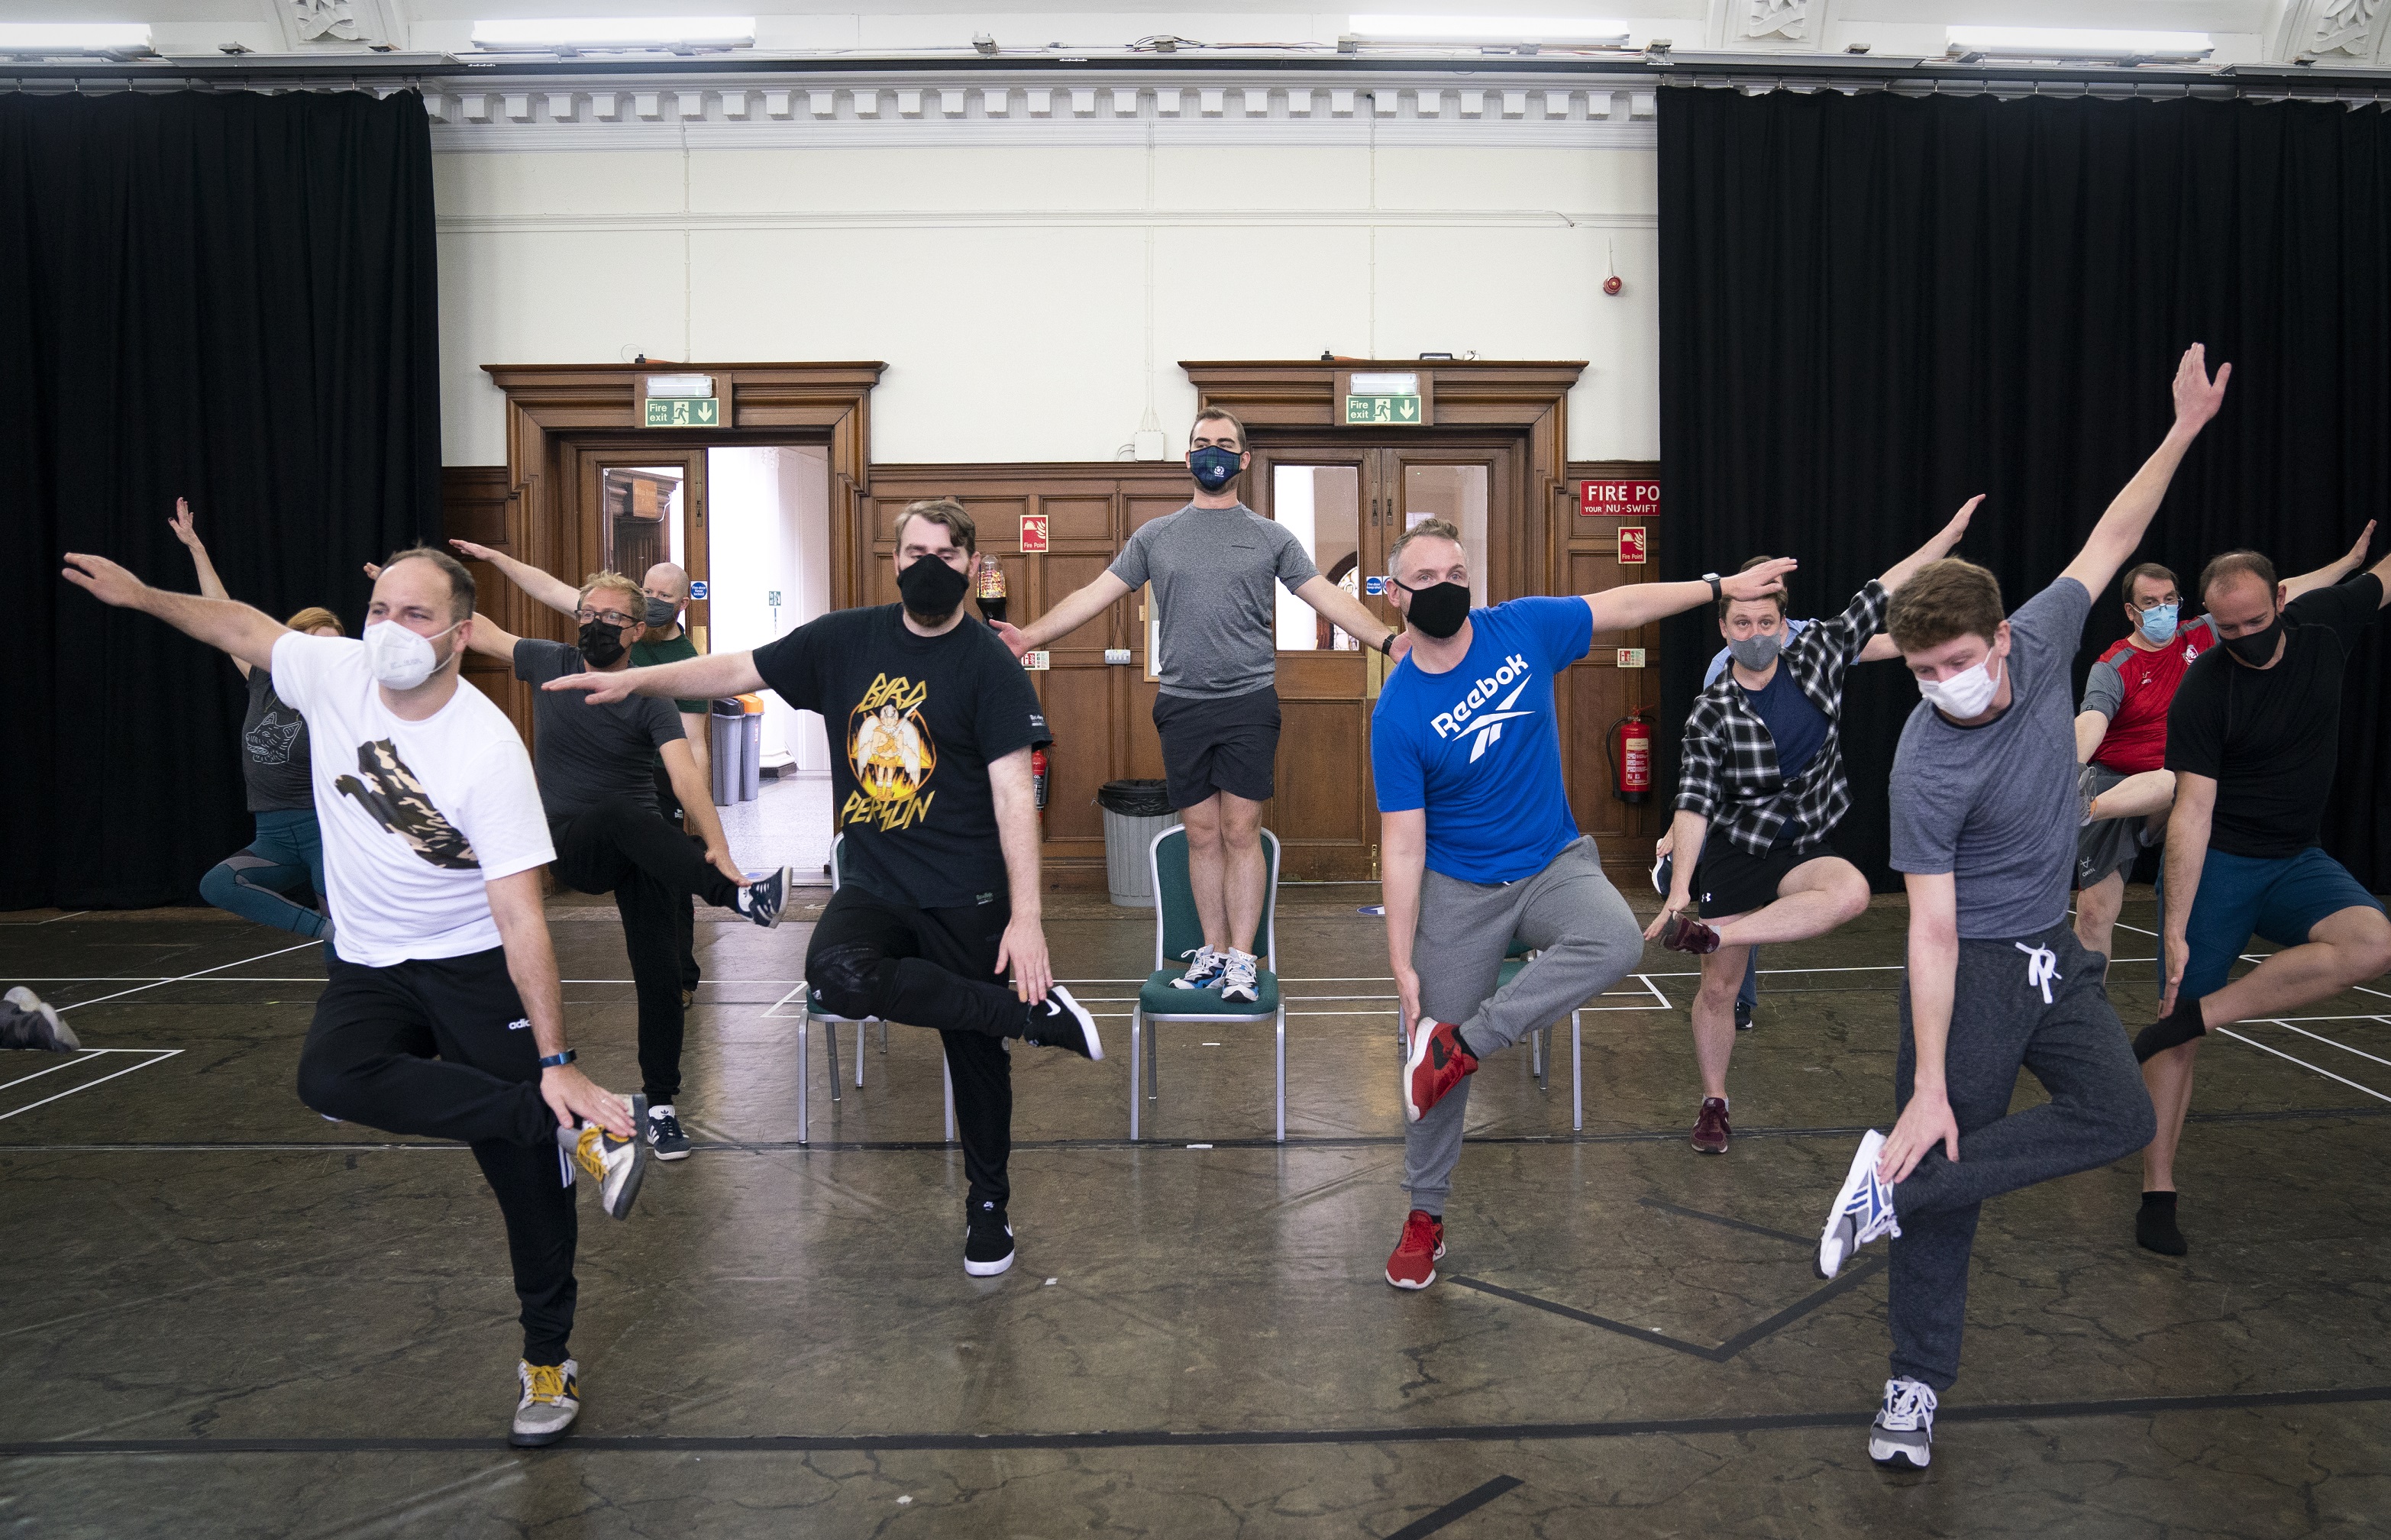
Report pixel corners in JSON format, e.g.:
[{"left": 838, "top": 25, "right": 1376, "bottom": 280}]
[
  {"left": 1023, "top": 985, "right": 1103, "bottom": 1061},
  {"left": 735, "top": 867, "right": 793, "bottom": 929},
  {"left": 646, "top": 1103, "right": 691, "bottom": 1162},
  {"left": 1, "top": 988, "right": 78, "bottom": 1053},
  {"left": 1733, "top": 999, "right": 1753, "bottom": 1032},
  {"left": 964, "top": 1200, "right": 1015, "bottom": 1277}
]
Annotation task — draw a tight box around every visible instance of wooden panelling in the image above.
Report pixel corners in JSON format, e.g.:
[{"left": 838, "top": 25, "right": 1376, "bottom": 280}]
[
  {"left": 442, "top": 466, "right": 532, "bottom": 743},
  {"left": 1271, "top": 698, "right": 1371, "bottom": 868},
  {"left": 1562, "top": 460, "right": 1668, "bottom": 878}
]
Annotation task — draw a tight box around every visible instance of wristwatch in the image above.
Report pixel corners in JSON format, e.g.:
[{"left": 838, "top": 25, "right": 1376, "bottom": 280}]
[
  {"left": 1703, "top": 572, "right": 1723, "bottom": 603},
  {"left": 538, "top": 1049, "right": 577, "bottom": 1069},
  {"left": 1377, "top": 631, "right": 1395, "bottom": 657}
]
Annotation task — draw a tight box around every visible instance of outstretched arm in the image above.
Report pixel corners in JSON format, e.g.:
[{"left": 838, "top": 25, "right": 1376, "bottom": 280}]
[
  {"left": 1584, "top": 559, "right": 1797, "bottom": 635},
  {"left": 1292, "top": 574, "right": 1404, "bottom": 657},
  {"left": 63, "top": 553, "right": 286, "bottom": 674},
  {"left": 168, "top": 499, "right": 250, "bottom": 676},
  {"left": 998, "top": 570, "right": 1134, "bottom": 657},
  {"left": 1877, "top": 496, "right": 1983, "bottom": 596},
  {"left": 2282, "top": 520, "right": 2376, "bottom": 602},
  {"left": 2059, "top": 344, "right": 2231, "bottom": 601},
  {"left": 544, "top": 649, "right": 763, "bottom": 705},
  {"left": 451, "top": 538, "right": 580, "bottom": 617}
]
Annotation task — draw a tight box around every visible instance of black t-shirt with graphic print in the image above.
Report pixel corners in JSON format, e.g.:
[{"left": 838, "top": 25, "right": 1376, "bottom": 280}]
[
  {"left": 241, "top": 667, "right": 315, "bottom": 813},
  {"left": 752, "top": 604, "right": 1052, "bottom": 911}
]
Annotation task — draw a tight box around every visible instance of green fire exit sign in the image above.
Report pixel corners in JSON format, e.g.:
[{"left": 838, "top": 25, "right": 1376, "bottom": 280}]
[
  {"left": 1344, "top": 393, "right": 1423, "bottom": 425},
  {"left": 645, "top": 396, "right": 720, "bottom": 428}
]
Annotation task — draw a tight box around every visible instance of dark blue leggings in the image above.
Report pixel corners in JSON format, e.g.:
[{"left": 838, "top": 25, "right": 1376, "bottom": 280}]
[{"left": 199, "top": 809, "right": 330, "bottom": 942}]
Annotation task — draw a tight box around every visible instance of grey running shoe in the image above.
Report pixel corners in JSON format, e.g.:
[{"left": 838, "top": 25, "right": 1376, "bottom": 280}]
[
  {"left": 1171, "top": 945, "right": 1227, "bottom": 990},
  {"left": 735, "top": 867, "right": 793, "bottom": 928},
  {"left": 1817, "top": 1128, "right": 1900, "bottom": 1279},
  {"left": 560, "top": 1094, "right": 650, "bottom": 1219},
  {"left": 1869, "top": 1377, "right": 1937, "bottom": 1469},
  {"left": 2078, "top": 764, "right": 2100, "bottom": 827},
  {"left": 1219, "top": 951, "right": 1260, "bottom": 1004},
  {"left": 646, "top": 1103, "right": 690, "bottom": 1162},
  {"left": 1, "top": 988, "right": 78, "bottom": 1053},
  {"left": 509, "top": 1358, "right": 581, "bottom": 1448}
]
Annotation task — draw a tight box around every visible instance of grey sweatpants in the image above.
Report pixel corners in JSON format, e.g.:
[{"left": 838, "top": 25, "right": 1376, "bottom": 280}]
[
  {"left": 1403, "top": 837, "right": 1644, "bottom": 1215},
  {"left": 1887, "top": 920, "right": 2155, "bottom": 1390}
]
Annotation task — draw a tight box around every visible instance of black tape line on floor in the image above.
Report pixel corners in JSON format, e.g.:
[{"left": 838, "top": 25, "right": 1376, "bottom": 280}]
[
  {"left": 4, "top": 1384, "right": 2387, "bottom": 1459},
  {"left": 1385, "top": 1475, "right": 1523, "bottom": 1540},
  {"left": 1447, "top": 1258, "right": 1885, "bottom": 1363}
]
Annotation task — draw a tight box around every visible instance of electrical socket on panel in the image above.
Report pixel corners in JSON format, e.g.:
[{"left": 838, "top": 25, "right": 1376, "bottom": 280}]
[{"left": 1131, "top": 429, "right": 1168, "bottom": 460}]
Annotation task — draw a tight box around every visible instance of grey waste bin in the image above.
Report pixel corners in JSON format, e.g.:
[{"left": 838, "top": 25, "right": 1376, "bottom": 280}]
[
  {"left": 739, "top": 709, "right": 762, "bottom": 800},
  {"left": 1097, "top": 780, "right": 1181, "bottom": 908},
  {"left": 708, "top": 702, "right": 745, "bottom": 806}
]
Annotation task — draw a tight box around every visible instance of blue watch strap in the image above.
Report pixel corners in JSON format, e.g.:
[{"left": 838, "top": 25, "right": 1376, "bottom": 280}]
[{"left": 538, "top": 1049, "right": 576, "bottom": 1069}]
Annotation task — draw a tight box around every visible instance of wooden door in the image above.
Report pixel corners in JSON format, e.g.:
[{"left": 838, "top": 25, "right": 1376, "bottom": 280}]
[{"left": 569, "top": 447, "right": 711, "bottom": 652}]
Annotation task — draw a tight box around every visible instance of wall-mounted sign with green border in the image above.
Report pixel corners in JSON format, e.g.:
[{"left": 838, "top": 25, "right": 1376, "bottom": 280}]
[
  {"left": 1344, "top": 393, "right": 1423, "bottom": 425},
  {"left": 645, "top": 396, "right": 720, "bottom": 428}
]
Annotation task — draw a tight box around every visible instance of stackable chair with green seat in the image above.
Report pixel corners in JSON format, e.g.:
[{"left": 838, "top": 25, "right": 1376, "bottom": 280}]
[
  {"left": 795, "top": 835, "right": 955, "bottom": 1146},
  {"left": 1397, "top": 938, "right": 1582, "bottom": 1132},
  {"left": 1130, "top": 824, "right": 1288, "bottom": 1141}
]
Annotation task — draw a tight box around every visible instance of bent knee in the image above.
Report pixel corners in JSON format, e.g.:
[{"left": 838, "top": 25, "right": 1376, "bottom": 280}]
[
  {"left": 198, "top": 861, "right": 242, "bottom": 906},
  {"left": 294, "top": 1044, "right": 360, "bottom": 1121},
  {"left": 808, "top": 942, "right": 886, "bottom": 1019},
  {"left": 1834, "top": 872, "right": 1873, "bottom": 920}
]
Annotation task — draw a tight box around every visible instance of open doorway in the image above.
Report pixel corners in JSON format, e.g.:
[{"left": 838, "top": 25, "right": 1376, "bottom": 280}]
[{"left": 706, "top": 444, "right": 834, "bottom": 874}]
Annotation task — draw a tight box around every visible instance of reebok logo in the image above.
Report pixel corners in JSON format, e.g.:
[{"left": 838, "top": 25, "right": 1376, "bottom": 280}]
[{"left": 1429, "top": 654, "right": 1536, "bottom": 763}]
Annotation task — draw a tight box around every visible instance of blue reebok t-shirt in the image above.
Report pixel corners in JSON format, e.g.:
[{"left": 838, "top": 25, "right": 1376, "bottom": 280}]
[{"left": 1371, "top": 596, "right": 1594, "bottom": 884}]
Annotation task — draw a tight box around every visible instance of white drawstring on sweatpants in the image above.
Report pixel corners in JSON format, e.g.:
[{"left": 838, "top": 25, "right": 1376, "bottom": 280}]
[{"left": 2016, "top": 942, "right": 2061, "bottom": 1005}]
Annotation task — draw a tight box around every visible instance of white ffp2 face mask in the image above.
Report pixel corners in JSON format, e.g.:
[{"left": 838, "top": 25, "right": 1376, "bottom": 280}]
[
  {"left": 363, "top": 618, "right": 460, "bottom": 691},
  {"left": 1918, "top": 653, "right": 2002, "bottom": 718}
]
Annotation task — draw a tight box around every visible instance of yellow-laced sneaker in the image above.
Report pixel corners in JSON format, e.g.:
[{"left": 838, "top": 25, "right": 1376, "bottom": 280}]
[
  {"left": 509, "top": 1358, "right": 580, "bottom": 1447},
  {"left": 557, "top": 1093, "right": 649, "bottom": 1220}
]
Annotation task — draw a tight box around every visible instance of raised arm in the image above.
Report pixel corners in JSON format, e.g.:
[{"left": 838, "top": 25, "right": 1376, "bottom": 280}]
[
  {"left": 63, "top": 553, "right": 286, "bottom": 674},
  {"left": 543, "top": 648, "right": 763, "bottom": 705},
  {"left": 1878, "top": 496, "right": 1983, "bottom": 595},
  {"left": 999, "top": 570, "right": 1134, "bottom": 657},
  {"left": 1583, "top": 559, "right": 1796, "bottom": 636},
  {"left": 2059, "top": 344, "right": 2231, "bottom": 601},
  {"left": 1293, "top": 574, "right": 1401, "bottom": 657},
  {"left": 2280, "top": 520, "right": 2375, "bottom": 602},
  {"left": 451, "top": 538, "right": 580, "bottom": 617}
]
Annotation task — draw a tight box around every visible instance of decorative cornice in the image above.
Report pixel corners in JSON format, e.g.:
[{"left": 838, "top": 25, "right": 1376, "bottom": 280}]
[{"left": 437, "top": 208, "right": 1656, "bottom": 235}]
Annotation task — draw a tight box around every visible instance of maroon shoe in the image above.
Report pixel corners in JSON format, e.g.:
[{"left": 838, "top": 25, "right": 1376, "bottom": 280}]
[
  {"left": 1385, "top": 1209, "right": 1446, "bottom": 1290},
  {"left": 1402, "top": 1017, "right": 1478, "bottom": 1123},
  {"left": 1659, "top": 911, "right": 1722, "bottom": 955},
  {"left": 1691, "top": 1096, "right": 1731, "bottom": 1154}
]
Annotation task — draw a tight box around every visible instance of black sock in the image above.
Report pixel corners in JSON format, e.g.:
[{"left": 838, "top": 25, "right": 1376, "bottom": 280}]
[
  {"left": 2132, "top": 992, "right": 2208, "bottom": 1063},
  {"left": 2136, "top": 1191, "right": 2187, "bottom": 1256}
]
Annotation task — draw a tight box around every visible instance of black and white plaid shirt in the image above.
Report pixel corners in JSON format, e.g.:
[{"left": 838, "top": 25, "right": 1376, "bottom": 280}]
[{"left": 1675, "top": 580, "right": 1889, "bottom": 856}]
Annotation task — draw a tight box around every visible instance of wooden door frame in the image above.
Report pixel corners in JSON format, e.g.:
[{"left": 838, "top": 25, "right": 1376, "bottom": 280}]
[{"left": 477, "top": 361, "right": 882, "bottom": 735}]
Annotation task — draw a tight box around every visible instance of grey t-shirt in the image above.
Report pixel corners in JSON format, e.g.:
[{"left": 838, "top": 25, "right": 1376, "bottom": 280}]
[
  {"left": 514, "top": 639, "right": 685, "bottom": 820},
  {"left": 1889, "top": 576, "right": 2090, "bottom": 939},
  {"left": 1108, "top": 503, "right": 1319, "bottom": 699},
  {"left": 239, "top": 667, "right": 315, "bottom": 814}
]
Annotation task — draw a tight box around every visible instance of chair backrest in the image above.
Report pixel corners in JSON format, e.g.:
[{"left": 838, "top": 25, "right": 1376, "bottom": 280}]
[
  {"left": 1149, "top": 825, "right": 1281, "bottom": 971},
  {"left": 829, "top": 834, "right": 845, "bottom": 893}
]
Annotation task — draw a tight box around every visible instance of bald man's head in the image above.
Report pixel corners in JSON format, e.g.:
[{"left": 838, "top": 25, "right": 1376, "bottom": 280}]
[{"left": 641, "top": 563, "right": 689, "bottom": 604}]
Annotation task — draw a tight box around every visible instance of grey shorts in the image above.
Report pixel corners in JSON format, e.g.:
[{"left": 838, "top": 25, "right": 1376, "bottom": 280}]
[{"left": 2074, "top": 764, "right": 2151, "bottom": 889}]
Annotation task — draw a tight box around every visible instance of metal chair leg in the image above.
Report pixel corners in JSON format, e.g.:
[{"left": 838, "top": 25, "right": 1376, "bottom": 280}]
[
  {"left": 1571, "top": 1009, "right": 1583, "bottom": 1132},
  {"left": 826, "top": 1020, "right": 841, "bottom": 1102},
  {"left": 855, "top": 1022, "right": 865, "bottom": 1089},
  {"left": 880, "top": 1020, "right": 889, "bottom": 1055},
  {"left": 797, "top": 1004, "right": 810, "bottom": 1145},
  {"left": 942, "top": 1051, "right": 956, "bottom": 1143},
  {"left": 1145, "top": 1015, "right": 1159, "bottom": 1102},
  {"left": 1532, "top": 1025, "right": 1547, "bottom": 1085},
  {"left": 1275, "top": 1005, "right": 1287, "bottom": 1144},
  {"left": 1129, "top": 1008, "right": 1142, "bottom": 1140}
]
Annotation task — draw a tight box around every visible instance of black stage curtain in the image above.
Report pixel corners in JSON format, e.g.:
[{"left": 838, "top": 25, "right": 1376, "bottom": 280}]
[
  {"left": 1658, "top": 89, "right": 2391, "bottom": 893},
  {"left": 4, "top": 91, "right": 440, "bottom": 911}
]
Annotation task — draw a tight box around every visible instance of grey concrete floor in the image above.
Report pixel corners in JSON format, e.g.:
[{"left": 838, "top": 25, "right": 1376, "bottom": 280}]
[{"left": 1, "top": 884, "right": 2386, "bottom": 1538}]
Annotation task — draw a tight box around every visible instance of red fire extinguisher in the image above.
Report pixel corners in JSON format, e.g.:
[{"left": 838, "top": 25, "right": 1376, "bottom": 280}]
[
  {"left": 1031, "top": 747, "right": 1049, "bottom": 827},
  {"left": 1607, "top": 711, "right": 1653, "bottom": 805}
]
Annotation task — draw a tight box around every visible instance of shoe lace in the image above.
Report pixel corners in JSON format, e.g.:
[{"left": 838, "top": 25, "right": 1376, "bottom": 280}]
[
  {"left": 1223, "top": 955, "right": 1257, "bottom": 985},
  {"left": 651, "top": 1109, "right": 683, "bottom": 1140},
  {"left": 1882, "top": 1378, "right": 1936, "bottom": 1429},
  {"left": 570, "top": 1125, "right": 607, "bottom": 1179},
  {"left": 524, "top": 1363, "right": 570, "bottom": 1406},
  {"left": 1400, "top": 1210, "right": 1440, "bottom": 1254}
]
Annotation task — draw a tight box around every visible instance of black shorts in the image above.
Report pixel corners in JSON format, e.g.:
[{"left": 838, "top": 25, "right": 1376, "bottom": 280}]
[
  {"left": 1153, "top": 685, "right": 1280, "bottom": 809},
  {"left": 1696, "top": 835, "right": 1845, "bottom": 919}
]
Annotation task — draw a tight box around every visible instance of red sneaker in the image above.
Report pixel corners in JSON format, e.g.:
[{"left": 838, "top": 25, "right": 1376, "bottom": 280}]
[
  {"left": 1691, "top": 1096, "right": 1731, "bottom": 1154},
  {"left": 1385, "top": 1209, "right": 1446, "bottom": 1290},
  {"left": 1402, "top": 1017, "right": 1478, "bottom": 1122},
  {"left": 1659, "top": 912, "right": 1722, "bottom": 955}
]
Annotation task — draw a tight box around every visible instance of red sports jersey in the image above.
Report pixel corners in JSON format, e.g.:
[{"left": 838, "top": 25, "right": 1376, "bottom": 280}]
[{"left": 2088, "top": 615, "right": 2215, "bottom": 774}]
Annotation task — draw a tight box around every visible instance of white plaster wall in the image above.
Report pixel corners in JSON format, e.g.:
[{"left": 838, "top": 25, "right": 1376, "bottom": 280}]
[{"left": 435, "top": 137, "right": 1660, "bottom": 467}]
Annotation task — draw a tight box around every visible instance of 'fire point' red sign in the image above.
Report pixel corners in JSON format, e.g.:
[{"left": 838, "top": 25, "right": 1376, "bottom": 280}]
[
  {"left": 1019, "top": 513, "right": 1049, "bottom": 553},
  {"left": 1580, "top": 479, "right": 1660, "bottom": 518}
]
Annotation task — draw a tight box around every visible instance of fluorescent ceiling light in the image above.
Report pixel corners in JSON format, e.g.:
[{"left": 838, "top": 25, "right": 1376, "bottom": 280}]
[
  {"left": 471, "top": 17, "right": 754, "bottom": 49},
  {"left": 1349, "top": 14, "right": 1631, "bottom": 42},
  {"left": 1947, "top": 26, "right": 2211, "bottom": 58},
  {"left": 0, "top": 22, "right": 153, "bottom": 51}
]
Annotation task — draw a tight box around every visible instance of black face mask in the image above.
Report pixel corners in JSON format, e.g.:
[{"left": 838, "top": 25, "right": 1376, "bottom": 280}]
[
  {"left": 578, "top": 618, "right": 628, "bottom": 667},
  {"left": 1394, "top": 577, "right": 1472, "bottom": 640},
  {"left": 897, "top": 554, "right": 968, "bottom": 621},
  {"left": 644, "top": 596, "right": 678, "bottom": 628},
  {"left": 2222, "top": 612, "right": 2283, "bottom": 667}
]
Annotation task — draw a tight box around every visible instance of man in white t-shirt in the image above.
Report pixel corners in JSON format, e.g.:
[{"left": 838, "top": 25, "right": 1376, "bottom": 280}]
[{"left": 62, "top": 544, "right": 650, "bottom": 1451}]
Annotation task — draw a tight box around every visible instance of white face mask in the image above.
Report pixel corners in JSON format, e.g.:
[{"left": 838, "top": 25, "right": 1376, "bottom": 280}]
[
  {"left": 1918, "top": 653, "right": 2002, "bottom": 718},
  {"left": 363, "top": 618, "right": 460, "bottom": 691}
]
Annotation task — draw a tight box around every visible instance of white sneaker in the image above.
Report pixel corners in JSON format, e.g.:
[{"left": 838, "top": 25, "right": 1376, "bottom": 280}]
[
  {"left": 1817, "top": 1128, "right": 1900, "bottom": 1279},
  {"left": 559, "top": 1095, "right": 650, "bottom": 1220},
  {"left": 510, "top": 1358, "right": 581, "bottom": 1448},
  {"left": 1869, "top": 1377, "right": 1937, "bottom": 1469},
  {"left": 1171, "top": 946, "right": 1227, "bottom": 990},
  {"left": 1219, "top": 951, "right": 1260, "bottom": 1005}
]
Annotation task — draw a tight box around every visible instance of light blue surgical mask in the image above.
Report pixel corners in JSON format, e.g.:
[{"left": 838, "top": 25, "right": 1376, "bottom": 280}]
[{"left": 2138, "top": 602, "right": 2179, "bottom": 644}]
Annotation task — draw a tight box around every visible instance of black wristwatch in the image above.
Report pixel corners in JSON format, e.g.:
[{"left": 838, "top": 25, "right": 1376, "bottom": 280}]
[
  {"left": 538, "top": 1049, "right": 577, "bottom": 1069},
  {"left": 1377, "top": 631, "right": 1395, "bottom": 657},
  {"left": 1703, "top": 572, "right": 1723, "bottom": 604}
]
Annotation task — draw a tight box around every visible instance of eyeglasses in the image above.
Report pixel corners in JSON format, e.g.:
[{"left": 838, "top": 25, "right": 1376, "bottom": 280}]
[
  {"left": 575, "top": 607, "right": 638, "bottom": 628},
  {"left": 2129, "top": 594, "right": 2181, "bottom": 612}
]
